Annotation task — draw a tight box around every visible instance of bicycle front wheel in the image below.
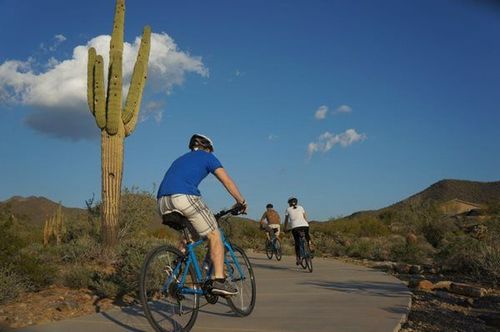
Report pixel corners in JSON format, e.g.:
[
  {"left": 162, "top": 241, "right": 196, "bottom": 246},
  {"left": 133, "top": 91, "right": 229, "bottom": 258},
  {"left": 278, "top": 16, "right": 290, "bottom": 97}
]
[
  {"left": 225, "top": 244, "right": 256, "bottom": 316},
  {"left": 274, "top": 239, "right": 282, "bottom": 261},
  {"left": 265, "top": 239, "right": 273, "bottom": 259},
  {"left": 139, "top": 245, "right": 200, "bottom": 332}
]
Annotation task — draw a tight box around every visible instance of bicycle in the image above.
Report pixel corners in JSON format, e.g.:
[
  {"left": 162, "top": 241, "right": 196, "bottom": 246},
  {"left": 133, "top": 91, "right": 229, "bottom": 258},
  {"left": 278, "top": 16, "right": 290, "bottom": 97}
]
[
  {"left": 297, "top": 229, "right": 313, "bottom": 273},
  {"left": 265, "top": 228, "right": 282, "bottom": 261},
  {"left": 139, "top": 204, "right": 256, "bottom": 332}
]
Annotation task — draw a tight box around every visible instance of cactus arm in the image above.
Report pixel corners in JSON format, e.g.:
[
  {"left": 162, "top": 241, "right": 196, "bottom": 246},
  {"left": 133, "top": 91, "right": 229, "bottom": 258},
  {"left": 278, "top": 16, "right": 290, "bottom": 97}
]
[
  {"left": 124, "top": 84, "right": 144, "bottom": 136},
  {"left": 106, "top": 0, "right": 125, "bottom": 135},
  {"left": 87, "top": 48, "right": 96, "bottom": 114},
  {"left": 123, "top": 26, "right": 151, "bottom": 125},
  {"left": 94, "top": 55, "right": 107, "bottom": 129}
]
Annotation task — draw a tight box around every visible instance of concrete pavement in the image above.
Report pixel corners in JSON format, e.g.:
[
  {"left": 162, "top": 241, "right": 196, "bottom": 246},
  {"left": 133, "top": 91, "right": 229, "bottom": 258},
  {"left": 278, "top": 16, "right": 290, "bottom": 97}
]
[{"left": 18, "top": 253, "right": 411, "bottom": 332}]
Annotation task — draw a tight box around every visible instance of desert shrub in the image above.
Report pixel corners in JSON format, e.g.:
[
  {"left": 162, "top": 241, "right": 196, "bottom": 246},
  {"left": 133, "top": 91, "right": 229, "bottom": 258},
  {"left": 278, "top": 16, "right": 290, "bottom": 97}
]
[
  {"left": 437, "top": 235, "right": 500, "bottom": 284},
  {"left": 110, "top": 237, "right": 162, "bottom": 298},
  {"left": 389, "top": 238, "right": 433, "bottom": 265},
  {"left": 346, "top": 237, "right": 377, "bottom": 259},
  {"left": 319, "top": 216, "right": 390, "bottom": 238},
  {"left": 54, "top": 236, "right": 102, "bottom": 263},
  {"left": 220, "top": 217, "right": 263, "bottom": 250},
  {"left": 12, "top": 253, "right": 57, "bottom": 291},
  {"left": 0, "top": 267, "right": 27, "bottom": 304},
  {"left": 63, "top": 265, "right": 95, "bottom": 289},
  {"left": 420, "top": 218, "right": 459, "bottom": 247},
  {"left": 90, "top": 272, "right": 121, "bottom": 299},
  {"left": 118, "top": 187, "right": 160, "bottom": 240},
  {"left": 310, "top": 232, "right": 348, "bottom": 257}
]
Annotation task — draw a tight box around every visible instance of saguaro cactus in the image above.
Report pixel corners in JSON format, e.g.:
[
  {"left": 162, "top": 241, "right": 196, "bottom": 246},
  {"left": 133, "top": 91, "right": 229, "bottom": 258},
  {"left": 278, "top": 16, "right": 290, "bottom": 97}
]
[
  {"left": 43, "top": 204, "right": 65, "bottom": 246},
  {"left": 87, "top": 0, "right": 151, "bottom": 247}
]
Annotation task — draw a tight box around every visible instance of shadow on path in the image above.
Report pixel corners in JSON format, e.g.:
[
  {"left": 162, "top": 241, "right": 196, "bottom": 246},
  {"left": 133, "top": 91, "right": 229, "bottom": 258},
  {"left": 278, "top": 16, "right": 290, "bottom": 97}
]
[
  {"left": 301, "top": 280, "right": 410, "bottom": 298},
  {"left": 100, "top": 306, "right": 147, "bottom": 332}
]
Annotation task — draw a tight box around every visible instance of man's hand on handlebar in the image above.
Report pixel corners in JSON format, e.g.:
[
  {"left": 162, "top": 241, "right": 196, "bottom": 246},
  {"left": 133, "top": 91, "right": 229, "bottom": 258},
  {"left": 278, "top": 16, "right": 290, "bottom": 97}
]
[{"left": 232, "top": 200, "right": 248, "bottom": 214}]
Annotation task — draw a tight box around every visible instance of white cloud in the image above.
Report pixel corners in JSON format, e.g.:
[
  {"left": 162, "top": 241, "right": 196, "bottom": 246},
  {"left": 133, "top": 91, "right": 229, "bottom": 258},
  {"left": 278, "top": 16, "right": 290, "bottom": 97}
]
[
  {"left": 268, "top": 134, "right": 278, "bottom": 141},
  {"left": 54, "top": 34, "right": 67, "bottom": 43},
  {"left": 307, "top": 129, "right": 366, "bottom": 158},
  {"left": 314, "top": 105, "right": 328, "bottom": 120},
  {"left": 0, "top": 32, "right": 208, "bottom": 140},
  {"left": 335, "top": 104, "right": 352, "bottom": 114}
]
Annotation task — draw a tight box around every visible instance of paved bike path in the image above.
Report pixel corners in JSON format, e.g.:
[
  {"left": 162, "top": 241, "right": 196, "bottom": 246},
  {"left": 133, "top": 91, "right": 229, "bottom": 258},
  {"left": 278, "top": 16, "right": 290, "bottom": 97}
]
[{"left": 19, "top": 253, "right": 411, "bottom": 332}]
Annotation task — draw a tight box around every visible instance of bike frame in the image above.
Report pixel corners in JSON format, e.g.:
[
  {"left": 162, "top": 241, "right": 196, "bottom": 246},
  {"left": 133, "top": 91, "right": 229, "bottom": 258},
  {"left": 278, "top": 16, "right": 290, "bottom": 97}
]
[
  {"left": 163, "top": 228, "right": 246, "bottom": 296},
  {"left": 298, "top": 231, "right": 309, "bottom": 259}
]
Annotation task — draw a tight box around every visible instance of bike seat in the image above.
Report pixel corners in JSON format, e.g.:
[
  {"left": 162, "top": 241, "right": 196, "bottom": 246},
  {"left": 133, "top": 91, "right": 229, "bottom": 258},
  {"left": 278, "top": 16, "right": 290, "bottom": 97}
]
[{"left": 162, "top": 211, "right": 189, "bottom": 230}]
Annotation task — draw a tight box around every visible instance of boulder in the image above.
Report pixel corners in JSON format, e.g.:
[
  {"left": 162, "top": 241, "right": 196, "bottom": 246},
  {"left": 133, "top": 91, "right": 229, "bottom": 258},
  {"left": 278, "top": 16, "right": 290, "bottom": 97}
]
[
  {"left": 449, "top": 282, "right": 487, "bottom": 298},
  {"left": 413, "top": 279, "right": 434, "bottom": 291}
]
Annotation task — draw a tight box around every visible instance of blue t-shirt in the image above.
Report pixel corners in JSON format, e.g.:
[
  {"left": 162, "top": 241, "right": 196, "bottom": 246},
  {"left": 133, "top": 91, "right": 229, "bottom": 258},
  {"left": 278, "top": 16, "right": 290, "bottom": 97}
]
[{"left": 157, "top": 150, "right": 223, "bottom": 198}]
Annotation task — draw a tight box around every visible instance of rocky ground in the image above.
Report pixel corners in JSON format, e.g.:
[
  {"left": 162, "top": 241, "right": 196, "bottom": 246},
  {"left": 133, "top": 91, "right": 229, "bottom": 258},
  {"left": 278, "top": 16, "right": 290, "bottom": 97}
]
[
  {"left": 0, "top": 285, "right": 117, "bottom": 331},
  {"left": 1, "top": 258, "right": 499, "bottom": 331},
  {"left": 341, "top": 258, "right": 500, "bottom": 332}
]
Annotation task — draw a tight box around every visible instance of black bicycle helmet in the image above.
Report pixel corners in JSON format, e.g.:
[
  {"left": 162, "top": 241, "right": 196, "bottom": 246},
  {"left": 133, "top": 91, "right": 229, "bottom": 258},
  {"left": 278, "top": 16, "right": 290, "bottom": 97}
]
[
  {"left": 287, "top": 197, "right": 298, "bottom": 205},
  {"left": 266, "top": 203, "right": 273, "bottom": 209},
  {"left": 189, "top": 134, "right": 214, "bottom": 152}
]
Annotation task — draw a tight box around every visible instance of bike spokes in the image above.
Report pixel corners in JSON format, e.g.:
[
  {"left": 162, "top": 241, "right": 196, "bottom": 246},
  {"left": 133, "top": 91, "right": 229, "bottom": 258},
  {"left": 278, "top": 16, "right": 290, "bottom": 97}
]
[
  {"left": 140, "top": 246, "right": 199, "bottom": 332},
  {"left": 225, "top": 244, "right": 256, "bottom": 316}
]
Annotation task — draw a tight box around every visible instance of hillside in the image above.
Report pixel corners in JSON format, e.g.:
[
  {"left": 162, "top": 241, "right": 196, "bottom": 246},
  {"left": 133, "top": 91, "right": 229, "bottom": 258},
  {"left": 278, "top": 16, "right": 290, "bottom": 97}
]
[
  {"left": 337, "top": 179, "right": 500, "bottom": 222},
  {"left": 392, "top": 179, "right": 500, "bottom": 208},
  {"left": 0, "top": 196, "right": 87, "bottom": 227}
]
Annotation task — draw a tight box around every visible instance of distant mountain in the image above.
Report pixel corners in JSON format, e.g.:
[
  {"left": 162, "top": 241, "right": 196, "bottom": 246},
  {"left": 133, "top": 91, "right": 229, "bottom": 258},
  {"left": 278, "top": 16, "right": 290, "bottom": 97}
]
[
  {"left": 339, "top": 179, "right": 500, "bottom": 221},
  {"left": 390, "top": 179, "right": 500, "bottom": 209},
  {"left": 0, "top": 196, "right": 87, "bottom": 227}
]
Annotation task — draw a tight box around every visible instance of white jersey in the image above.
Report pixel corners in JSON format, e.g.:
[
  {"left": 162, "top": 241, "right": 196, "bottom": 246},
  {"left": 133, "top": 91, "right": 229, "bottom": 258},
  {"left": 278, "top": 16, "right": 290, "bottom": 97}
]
[{"left": 285, "top": 205, "right": 308, "bottom": 229}]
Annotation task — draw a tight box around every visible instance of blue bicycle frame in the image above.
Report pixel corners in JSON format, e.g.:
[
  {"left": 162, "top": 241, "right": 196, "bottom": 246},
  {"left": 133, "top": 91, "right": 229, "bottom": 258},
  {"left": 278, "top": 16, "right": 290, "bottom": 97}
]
[{"left": 162, "top": 229, "right": 247, "bottom": 296}]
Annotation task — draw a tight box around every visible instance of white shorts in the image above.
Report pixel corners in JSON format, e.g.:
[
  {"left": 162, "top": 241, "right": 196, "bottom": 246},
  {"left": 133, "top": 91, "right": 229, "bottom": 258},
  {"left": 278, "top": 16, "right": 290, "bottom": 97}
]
[
  {"left": 158, "top": 194, "right": 218, "bottom": 237},
  {"left": 268, "top": 224, "right": 281, "bottom": 236}
]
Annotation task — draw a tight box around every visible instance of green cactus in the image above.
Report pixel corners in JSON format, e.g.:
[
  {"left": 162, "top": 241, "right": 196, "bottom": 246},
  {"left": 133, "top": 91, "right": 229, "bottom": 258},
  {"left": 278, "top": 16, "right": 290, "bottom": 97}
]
[
  {"left": 43, "top": 203, "right": 65, "bottom": 246},
  {"left": 86, "top": 0, "right": 151, "bottom": 247}
]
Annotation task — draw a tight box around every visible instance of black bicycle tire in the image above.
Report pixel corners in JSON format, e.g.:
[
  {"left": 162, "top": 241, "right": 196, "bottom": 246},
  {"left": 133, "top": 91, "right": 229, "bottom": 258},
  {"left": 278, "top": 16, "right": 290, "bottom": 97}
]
[
  {"left": 274, "top": 239, "right": 282, "bottom": 261},
  {"left": 225, "top": 244, "right": 257, "bottom": 317},
  {"left": 139, "top": 245, "right": 200, "bottom": 332},
  {"left": 304, "top": 242, "right": 313, "bottom": 272},
  {"left": 265, "top": 239, "right": 273, "bottom": 259}
]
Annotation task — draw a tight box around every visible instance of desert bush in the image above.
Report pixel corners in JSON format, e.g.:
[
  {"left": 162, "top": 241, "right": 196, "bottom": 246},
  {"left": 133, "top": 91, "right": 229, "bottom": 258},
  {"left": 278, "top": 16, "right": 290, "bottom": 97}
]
[
  {"left": 90, "top": 272, "right": 121, "bottom": 299},
  {"left": 310, "top": 232, "right": 348, "bottom": 257},
  {"left": 58, "top": 236, "right": 102, "bottom": 263},
  {"left": 319, "top": 216, "right": 390, "bottom": 238},
  {"left": 220, "top": 217, "right": 263, "bottom": 250},
  {"left": 63, "top": 265, "right": 95, "bottom": 289},
  {"left": 346, "top": 237, "right": 378, "bottom": 259},
  {"left": 386, "top": 234, "right": 434, "bottom": 265},
  {"left": 12, "top": 253, "right": 57, "bottom": 291},
  {"left": 437, "top": 235, "right": 500, "bottom": 284},
  {"left": 420, "top": 218, "right": 459, "bottom": 247},
  {"left": 118, "top": 187, "right": 160, "bottom": 240},
  {"left": 0, "top": 267, "right": 27, "bottom": 304},
  {"left": 108, "top": 237, "right": 163, "bottom": 298}
]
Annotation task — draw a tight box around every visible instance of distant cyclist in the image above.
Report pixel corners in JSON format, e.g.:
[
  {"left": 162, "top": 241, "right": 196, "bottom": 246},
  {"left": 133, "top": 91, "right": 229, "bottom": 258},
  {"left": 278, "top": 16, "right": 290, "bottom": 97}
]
[
  {"left": 259, "top": 203, "right": 281, "bottom": 240},
  {"left": 284, "top": 197, "right": 311, "bottom": 265},
  {"left": 157, "top": 134, "right": 247, "bottom": 296}
]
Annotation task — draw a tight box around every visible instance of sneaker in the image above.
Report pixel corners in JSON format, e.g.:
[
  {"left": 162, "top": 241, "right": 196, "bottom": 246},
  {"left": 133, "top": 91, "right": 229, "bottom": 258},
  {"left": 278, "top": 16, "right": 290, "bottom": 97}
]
[{"left": 211, "top": 279, "right": 238, "bottom": 296}]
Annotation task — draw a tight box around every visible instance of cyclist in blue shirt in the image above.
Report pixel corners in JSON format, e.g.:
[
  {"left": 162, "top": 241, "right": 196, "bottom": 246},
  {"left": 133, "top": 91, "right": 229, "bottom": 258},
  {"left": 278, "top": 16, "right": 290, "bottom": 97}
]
[{"left": 157, "top": 134, "right": 247, "bottom": 296}]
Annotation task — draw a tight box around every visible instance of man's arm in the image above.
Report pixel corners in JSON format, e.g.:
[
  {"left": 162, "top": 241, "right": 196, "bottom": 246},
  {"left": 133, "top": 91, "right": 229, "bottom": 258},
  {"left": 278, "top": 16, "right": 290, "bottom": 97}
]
[
  {"left": 214, "top": 168, "right": 246, "bottom": 208},
  {"left": 284, "top": 215, "right": 289, "bottom": 232}
]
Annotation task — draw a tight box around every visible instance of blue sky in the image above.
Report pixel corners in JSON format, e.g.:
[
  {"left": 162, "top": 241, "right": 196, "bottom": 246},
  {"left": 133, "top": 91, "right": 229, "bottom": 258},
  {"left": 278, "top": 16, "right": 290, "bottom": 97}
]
[{"left": 1, "top": 0, "right": 499, "bottom": 221}]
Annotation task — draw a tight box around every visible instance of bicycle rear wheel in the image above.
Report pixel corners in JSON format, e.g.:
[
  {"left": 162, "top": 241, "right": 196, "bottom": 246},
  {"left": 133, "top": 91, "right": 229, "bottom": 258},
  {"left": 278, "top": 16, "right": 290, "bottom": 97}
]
[
  {"left": 265, "top": 239, "right": 273, "bottom": 259},
  {"left": 139, "top": 245, "right": 200, "bottom": 332},
  {"left": 305, "top": 243, "right": 313, "bottom": 273},
  {"left": 274, "top": 239, "right": 282, "bottom": 261},
  {"left": 225, "top": 244, "right": 256, "bottom": 316}
]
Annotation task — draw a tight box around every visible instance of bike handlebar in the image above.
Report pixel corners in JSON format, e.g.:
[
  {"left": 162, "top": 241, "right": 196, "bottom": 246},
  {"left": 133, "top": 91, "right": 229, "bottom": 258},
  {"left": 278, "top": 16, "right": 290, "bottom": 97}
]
[{"left": 214, "top": 203, "right": 246, "bottom": 220}]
